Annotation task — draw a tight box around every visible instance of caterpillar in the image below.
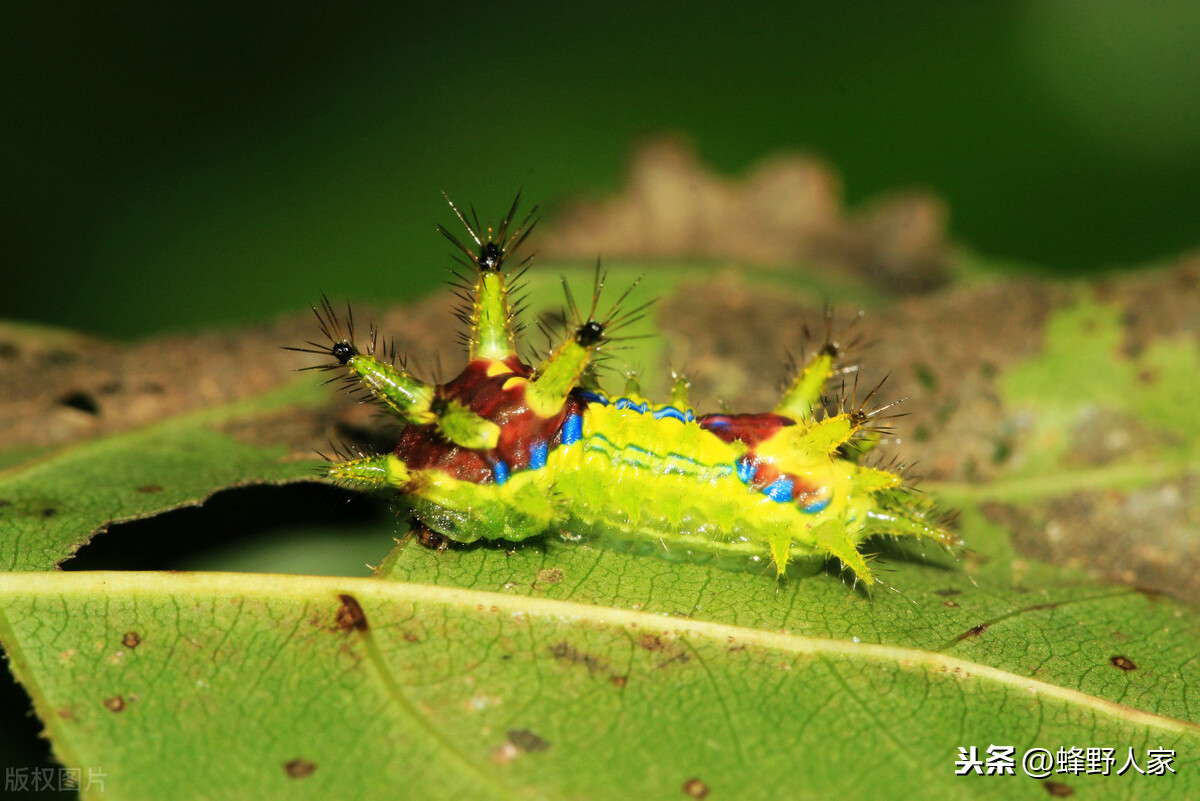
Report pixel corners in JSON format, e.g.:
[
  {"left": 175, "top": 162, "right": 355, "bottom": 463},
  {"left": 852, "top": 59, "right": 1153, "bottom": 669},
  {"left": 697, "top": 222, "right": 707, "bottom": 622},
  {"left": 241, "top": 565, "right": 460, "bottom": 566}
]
[{"left": 290, "top": 196, "right": 955, "bottom": 585}]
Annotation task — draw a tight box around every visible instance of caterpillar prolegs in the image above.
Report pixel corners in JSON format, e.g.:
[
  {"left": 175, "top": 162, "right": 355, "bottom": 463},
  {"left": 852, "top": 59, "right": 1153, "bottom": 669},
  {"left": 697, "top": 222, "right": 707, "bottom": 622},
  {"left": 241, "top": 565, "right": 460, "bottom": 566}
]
[{"left": 291, "top": 196, "right": 956, "bottom": 585}]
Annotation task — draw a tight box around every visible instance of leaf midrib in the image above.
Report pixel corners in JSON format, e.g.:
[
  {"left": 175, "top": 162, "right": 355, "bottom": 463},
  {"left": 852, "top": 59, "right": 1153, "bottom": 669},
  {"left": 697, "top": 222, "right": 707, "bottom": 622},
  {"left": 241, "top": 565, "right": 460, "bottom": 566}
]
[{"left": 1, "top": 570, "right": 1196, "bottom": 737}]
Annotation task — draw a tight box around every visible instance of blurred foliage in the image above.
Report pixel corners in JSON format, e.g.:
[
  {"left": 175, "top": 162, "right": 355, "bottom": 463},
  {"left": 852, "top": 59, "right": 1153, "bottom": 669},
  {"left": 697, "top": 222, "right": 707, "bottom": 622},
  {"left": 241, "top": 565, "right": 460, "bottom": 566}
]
[{"left": 5, "top": 1, "right": 1200, "bottom": 338}]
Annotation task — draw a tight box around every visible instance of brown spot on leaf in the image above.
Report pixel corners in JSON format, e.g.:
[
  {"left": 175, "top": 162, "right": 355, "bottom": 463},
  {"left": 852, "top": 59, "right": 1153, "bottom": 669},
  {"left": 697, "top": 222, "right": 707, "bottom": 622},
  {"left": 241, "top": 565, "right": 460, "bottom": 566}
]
[
  {"left": 103, "top": 696, "right": 125, "bottom": 712},
  {"left": 683, "top": 778, "right": 711, "bottom": 799},
  {"left": 956, "top": 624, "right": 988, "bottom": 642},
  {"left": 42, "top": 508, "right": 56, "bottom": 517},
  {"left": 136, "top": 484, "right": 162, "bottom": 494},
  {"left": 942, "top": 600, "right": 959, "bottom": 608},
  {"left": 549, "top": 641, "right": 607, "bottom": 675},
  {"left": 533, "top": 567, "right": 565, "bottom": 589},
  {"left": 1043, "top": 779, "right": 1073, "bottom": 797},
  {"left": 334, "top": 594, "right": 368, "bottom": 633},
  {"left": 637, "top": 633, "right": 665, "bottom": 651},
  {"left": 56, "top": 708, "right": 73, "bottom": 720},
  {"left": 1110, "top": 655, "right": 1137, "bottom": 671},
  {"left": 507, "top": 729, "right": 551, "bottom": 753},
  {"left": 284, "top": 759, "right": 317, "bottom": 779},
  {"left": 636, "top": 632, "right": 691, "bottom": 668},
  {"left": 122, "top": 632, "right": 140, "bottom": 649},
  {"left": 611, "top": 675, "right": 628, "bottom": 688}
]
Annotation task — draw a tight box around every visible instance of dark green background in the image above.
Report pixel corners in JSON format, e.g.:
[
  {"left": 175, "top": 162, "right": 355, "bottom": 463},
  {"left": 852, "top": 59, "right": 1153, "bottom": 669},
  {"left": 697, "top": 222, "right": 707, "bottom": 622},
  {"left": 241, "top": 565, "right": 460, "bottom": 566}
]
[{"left": 5, "top": 1, "right": 1200, "bottom": 338}]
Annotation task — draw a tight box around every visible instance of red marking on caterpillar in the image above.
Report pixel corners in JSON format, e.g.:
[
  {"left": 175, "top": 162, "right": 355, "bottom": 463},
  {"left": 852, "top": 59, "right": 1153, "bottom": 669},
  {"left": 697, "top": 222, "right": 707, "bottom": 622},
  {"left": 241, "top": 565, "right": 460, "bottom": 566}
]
[{"left": 290, "top": 196, "right": 957, "bottom": 584}]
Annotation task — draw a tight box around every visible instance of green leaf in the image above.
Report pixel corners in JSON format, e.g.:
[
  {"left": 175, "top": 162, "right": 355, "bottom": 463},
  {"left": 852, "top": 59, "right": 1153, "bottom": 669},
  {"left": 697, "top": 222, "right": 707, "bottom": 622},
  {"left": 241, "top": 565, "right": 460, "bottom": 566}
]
[
  {"left": 3, "top": 259, "right": 1200, "bottom": 799},
  {"left": 999, "top": 293, "right": 1200, "bottom": 472},
  {"left": 0, "top": 381, "right": 326, "bottom": 572},
  {"left": 1, "top": 570, "right": 1196, "bottom": 801}
]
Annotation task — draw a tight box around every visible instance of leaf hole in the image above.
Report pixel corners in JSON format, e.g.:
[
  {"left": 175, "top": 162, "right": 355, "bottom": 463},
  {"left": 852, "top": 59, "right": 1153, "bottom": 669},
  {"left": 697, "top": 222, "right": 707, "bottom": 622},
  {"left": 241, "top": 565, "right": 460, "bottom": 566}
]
[
  {"left": 62, "top": 483, "right": 393, "bottom": 574},
  {"left": 58, "top": 391, "right": 100, "bottom": 415}
]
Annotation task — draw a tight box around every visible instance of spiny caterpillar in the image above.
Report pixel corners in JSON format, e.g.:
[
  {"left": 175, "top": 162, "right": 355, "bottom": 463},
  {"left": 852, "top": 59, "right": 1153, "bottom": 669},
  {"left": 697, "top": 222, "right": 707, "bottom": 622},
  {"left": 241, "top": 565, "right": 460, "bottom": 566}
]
[{"left": 291, "top": 196, "right": 955, "bottom": 585}]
